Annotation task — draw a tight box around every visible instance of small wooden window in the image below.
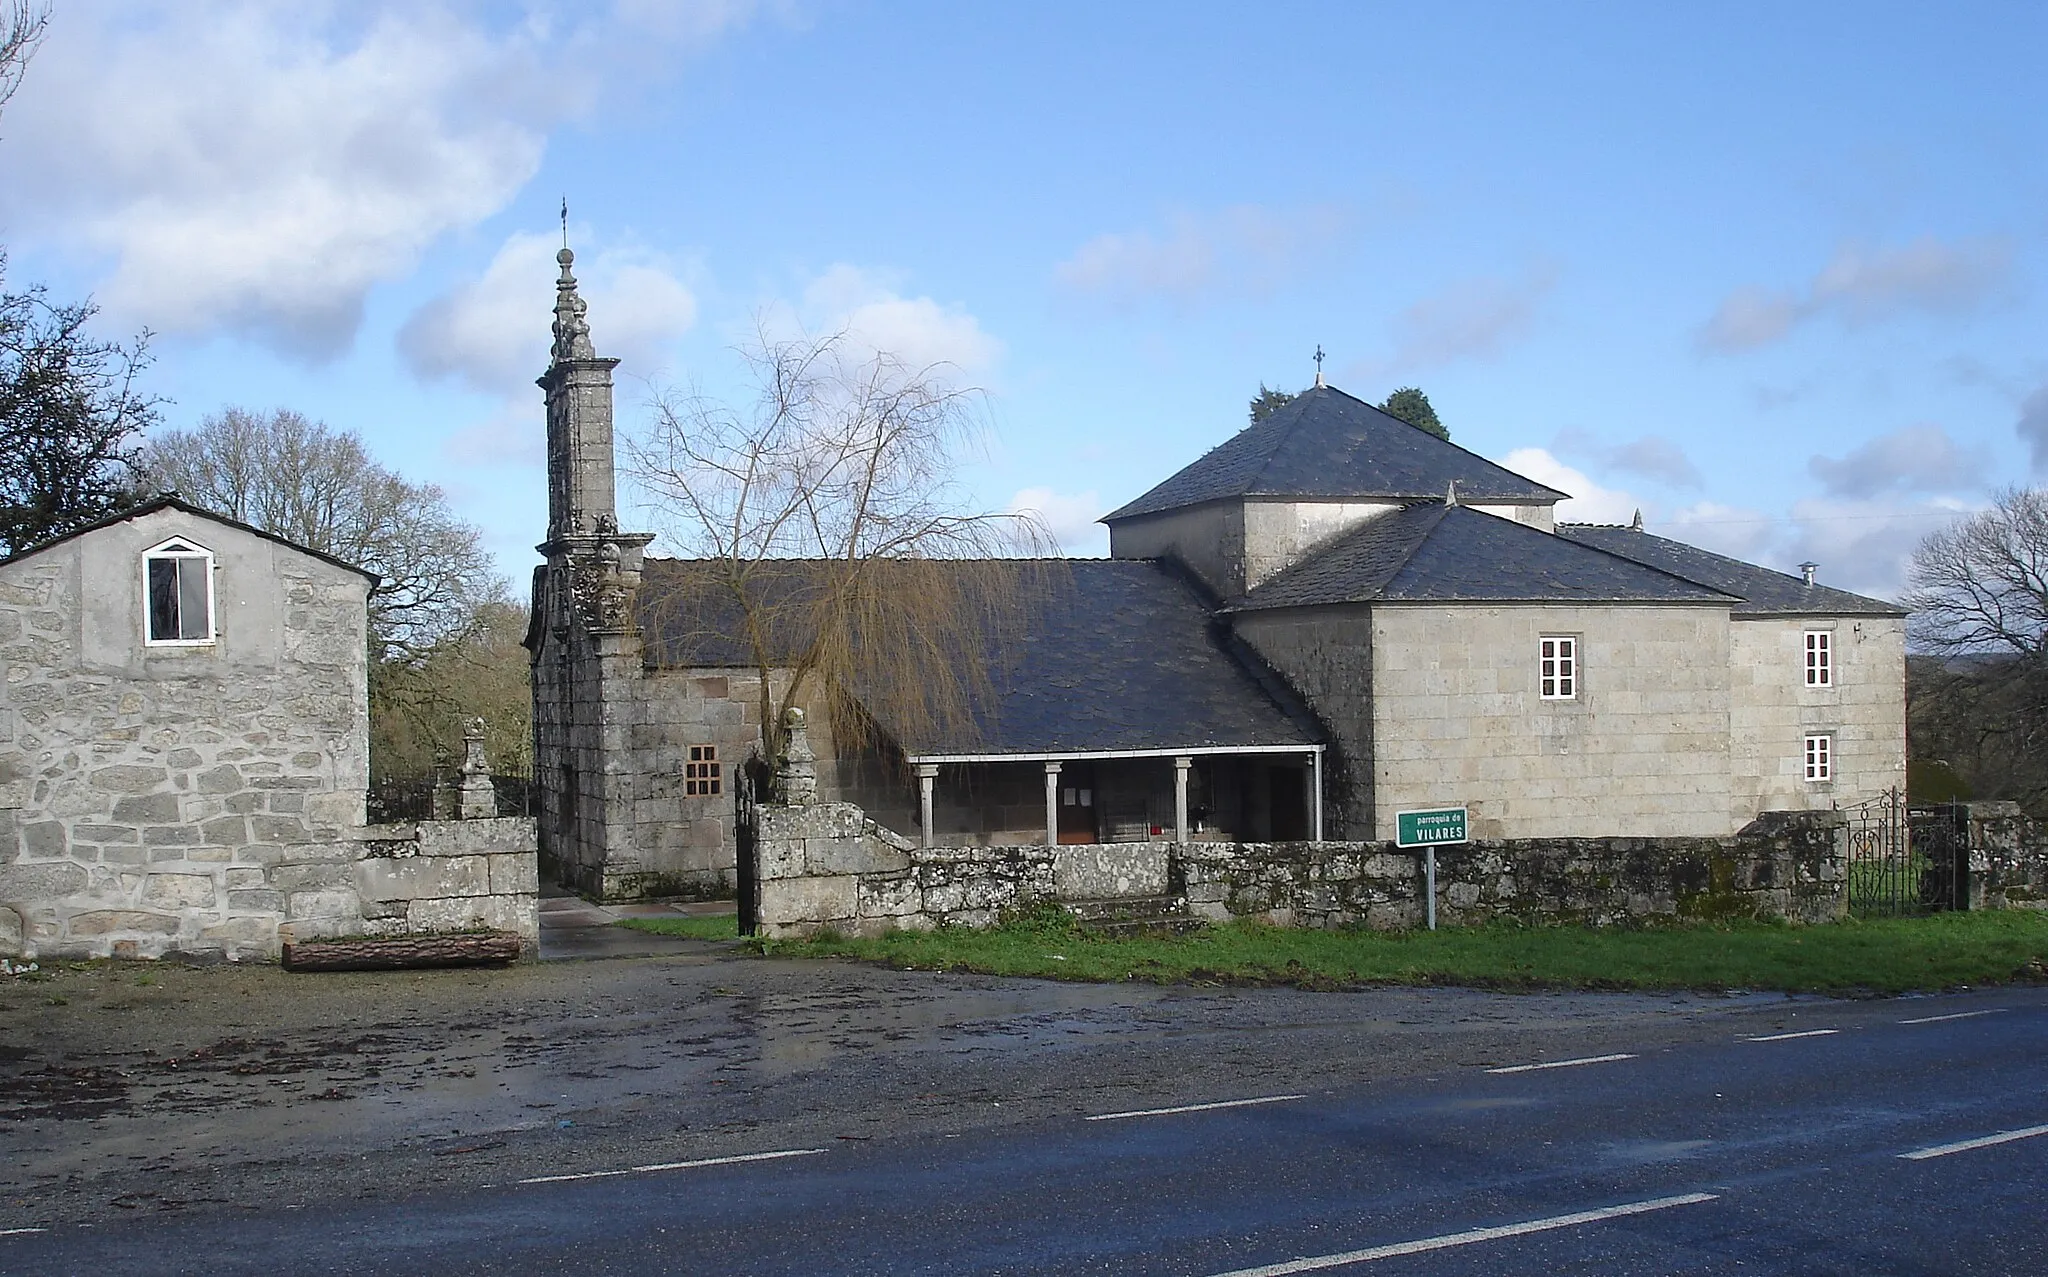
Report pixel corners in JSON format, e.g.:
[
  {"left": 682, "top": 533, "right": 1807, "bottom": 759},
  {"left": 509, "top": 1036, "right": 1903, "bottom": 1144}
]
[
  {"left": 685, "top": 744, "right": 722, "bottom": 796},
  {"left": 1539, "top": 635, "right": 1577, "bottom": 700},
  {"left": 1805, "top": 630, "right": 1831, "bottom": 687},
  {"left": 1804, "top": 734, "right": 1832, "bottom": 782}
]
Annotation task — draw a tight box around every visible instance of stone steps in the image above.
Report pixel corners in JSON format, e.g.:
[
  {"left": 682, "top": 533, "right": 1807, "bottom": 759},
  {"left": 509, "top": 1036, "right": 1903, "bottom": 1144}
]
[{"left": 1061, "top": 894, "right": 1203, "bottom": 937}]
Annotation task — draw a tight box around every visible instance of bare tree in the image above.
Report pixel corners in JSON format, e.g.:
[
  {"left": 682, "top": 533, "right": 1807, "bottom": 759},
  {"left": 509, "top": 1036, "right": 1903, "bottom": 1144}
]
[
  {"left": 628, "top": 330, "right": 1054, "bottom": 758},
  {"left": 0, "top": 254, "right": 160, "bottom": 555},
  {"left": 1905, "top": 487, "right": 2048, "bottom": 812},
  {"left": 140, "top": 407, "right": 503, "bottom": 662},
  {"left": 0, "top": 2, "right": 49, "bottom": 121}
]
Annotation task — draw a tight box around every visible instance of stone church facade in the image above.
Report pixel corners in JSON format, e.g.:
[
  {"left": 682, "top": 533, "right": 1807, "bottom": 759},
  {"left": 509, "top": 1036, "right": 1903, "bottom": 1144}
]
[{"left": 528, "top": 266, "right": 1907, "bottom": 901}]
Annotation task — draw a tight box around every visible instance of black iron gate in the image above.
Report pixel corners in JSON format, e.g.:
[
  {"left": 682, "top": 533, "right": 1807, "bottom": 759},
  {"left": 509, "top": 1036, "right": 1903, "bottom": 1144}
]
[{"left": 1844, "top": 788, "right": 1968, "bottom": 916}]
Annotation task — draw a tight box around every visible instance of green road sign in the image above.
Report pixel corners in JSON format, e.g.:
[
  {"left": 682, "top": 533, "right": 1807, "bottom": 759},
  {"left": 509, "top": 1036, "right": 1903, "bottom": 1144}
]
[{"left": 1396, "top": 806, "right": 1467, "bottom": 847}]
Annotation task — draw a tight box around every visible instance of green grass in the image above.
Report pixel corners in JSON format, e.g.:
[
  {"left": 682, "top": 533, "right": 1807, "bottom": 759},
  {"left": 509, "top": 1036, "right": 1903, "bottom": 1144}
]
[
  {"left": 756, "top": 906, "right": 2048, "bottom": 995},
  {"left": 616, "top": 913, "right": 741, "bottom": 941}
]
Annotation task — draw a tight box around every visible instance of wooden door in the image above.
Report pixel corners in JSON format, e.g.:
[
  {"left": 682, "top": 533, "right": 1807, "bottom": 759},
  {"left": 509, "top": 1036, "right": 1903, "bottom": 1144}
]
[{"left": 1057, "top": 764, "right": 1099, "bottom": 844}]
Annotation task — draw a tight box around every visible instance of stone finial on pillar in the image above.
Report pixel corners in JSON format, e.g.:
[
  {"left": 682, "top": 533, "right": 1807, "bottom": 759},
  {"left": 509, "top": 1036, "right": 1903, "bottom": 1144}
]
[
  {"left": 458, "top": 716, "right": 496, "bottom": 820},
  {"left": 775, "top": 707, "right": 817, "bottom": 805}
]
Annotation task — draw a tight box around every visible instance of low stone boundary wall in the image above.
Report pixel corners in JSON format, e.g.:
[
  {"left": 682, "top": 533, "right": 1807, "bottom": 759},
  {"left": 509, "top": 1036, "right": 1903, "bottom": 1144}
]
[
  {"left": 1965, "top": 801, "right": 2048, "bottom": 910},
  {"left": 752, "top": 801, "right": 1849, "bottom": 938},
  {"left": 0, "top": 815, "right": 538, "bottom": 962}
]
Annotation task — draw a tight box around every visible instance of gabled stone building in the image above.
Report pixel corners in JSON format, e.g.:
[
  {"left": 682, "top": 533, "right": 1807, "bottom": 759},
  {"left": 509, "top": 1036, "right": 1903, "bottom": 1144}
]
[{"left": 528, "top": 268, "right": 1907, "bottom": 901}]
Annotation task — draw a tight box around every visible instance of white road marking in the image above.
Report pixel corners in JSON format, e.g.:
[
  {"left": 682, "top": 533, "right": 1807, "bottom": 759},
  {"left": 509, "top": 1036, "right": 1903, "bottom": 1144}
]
[
  {"left": 1086, "top": 1094, "right": 1307, "bottom": 1122},
  {"left": 518, "top": 1147, "right": 826, "bottom": 1185},
  {"left": 1898, "top": 1008, "right": 2007, "bottom": 1026},
  {"left": 0, "top": 1228, "right": 46, "bottom": 1238},
  {"left": 1204, "top": 1193, "right": 1720, "bottom": 1276},
  {"left": 1485, "top": 1053, "right": 1637, "bottom": 1075},
  {"left": 1899, "top": 1123, "right": 2048, "bottom": 1161},
  {"left": 1744, "top": 1029, "right": 1839, "bottom": 1042}
]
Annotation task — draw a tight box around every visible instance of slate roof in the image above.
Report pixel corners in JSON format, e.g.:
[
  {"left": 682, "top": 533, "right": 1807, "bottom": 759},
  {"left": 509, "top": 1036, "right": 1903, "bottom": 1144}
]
[
  {"left": 0, "top": 496, "right": 380, "bottom": 582},
  {"left": 635, "top": 557, "right": 1321, "bottom": 757},
  {"left": 1228, "top": 503, "right": 1737, "bottom": 611},
  {"left": 1558, "top": 524, "right": 1908, "bottom": 617},
  {"left": 1102, "top": 385, "right": 1567, "bottom": 522}
]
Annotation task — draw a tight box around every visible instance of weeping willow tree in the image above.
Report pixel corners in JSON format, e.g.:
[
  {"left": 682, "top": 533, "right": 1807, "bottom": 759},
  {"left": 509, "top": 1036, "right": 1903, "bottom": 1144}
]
[{"left": 628, "top": 329, "right": 1056, "bottom": 762}]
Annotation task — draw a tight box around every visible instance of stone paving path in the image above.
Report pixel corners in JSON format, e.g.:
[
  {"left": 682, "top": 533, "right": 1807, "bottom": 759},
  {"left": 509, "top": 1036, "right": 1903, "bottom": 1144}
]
[{"left": 535, "top": 888, "right": 737, "bottom": 961}]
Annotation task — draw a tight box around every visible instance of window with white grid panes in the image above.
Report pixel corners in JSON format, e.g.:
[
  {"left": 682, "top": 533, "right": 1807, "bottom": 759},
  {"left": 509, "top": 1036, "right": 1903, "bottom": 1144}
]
[
  {"left": 1803, "top": 733, "right": 1832, "bottom": 782},
  {"left": 684, "top": 744, "right": 722, "bottom": 796},
  {"left": 1804, "top": 630, "right": 1832, "bottom": 687},
  {"left": 1539, "top": 635, "right": 1577, "bottom": 700}
]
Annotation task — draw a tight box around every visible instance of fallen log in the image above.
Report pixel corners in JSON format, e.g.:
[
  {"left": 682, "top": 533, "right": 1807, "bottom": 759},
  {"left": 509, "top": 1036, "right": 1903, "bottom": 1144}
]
[{"left": 283, "top": 931, "right": 525, "bottom": 972}]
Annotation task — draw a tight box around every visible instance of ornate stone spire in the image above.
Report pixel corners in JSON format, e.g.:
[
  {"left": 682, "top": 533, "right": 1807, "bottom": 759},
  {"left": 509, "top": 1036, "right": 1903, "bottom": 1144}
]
[{"left": 550, "top": 248, "right": 595, "bottom": 364}]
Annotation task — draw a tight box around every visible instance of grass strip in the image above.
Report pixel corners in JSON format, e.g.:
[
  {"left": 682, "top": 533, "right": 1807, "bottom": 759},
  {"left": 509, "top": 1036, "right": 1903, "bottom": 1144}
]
[
  {"left": 616, "top": 914, "right": 740, "bottom": 941},
  {"left": 755, "top": 906, "right": 2048, "bottom": 995}
]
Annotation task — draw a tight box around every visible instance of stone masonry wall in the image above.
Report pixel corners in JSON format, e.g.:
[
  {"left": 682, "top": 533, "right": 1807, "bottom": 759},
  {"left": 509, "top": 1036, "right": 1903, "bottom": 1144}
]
[
  {"left": 1727, "top": 616, "right": 1906, "bottom": 826},
  {"left": 1964, "top": 801, "right": 2048, "bottom": 912},
  {"left": 348, "top": 817, "right": 540, "bottom": 949},
  {"left": 750, "top": 799, "right": 1848, "bottom": 938},
  {"left": 0, "top": 510, "right": 371, "bottom": 960}
]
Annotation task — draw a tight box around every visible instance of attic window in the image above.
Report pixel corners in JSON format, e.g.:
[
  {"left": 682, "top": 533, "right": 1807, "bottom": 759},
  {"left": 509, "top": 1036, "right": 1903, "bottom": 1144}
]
[
  {"left": 144, "top": 539, "right": 215, "bottom": 645},
  {"left": 1539, "top": 635, "right": 1576, "bottom": 700},
  {"left": 684, "top": 744, "right": 722, "bottom": 796}
]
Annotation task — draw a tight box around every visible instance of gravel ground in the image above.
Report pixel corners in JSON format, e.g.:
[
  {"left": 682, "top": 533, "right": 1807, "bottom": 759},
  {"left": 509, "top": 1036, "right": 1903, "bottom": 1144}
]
[{"left": 0, "top": 942, "right": 1833, "bottom": 1232}]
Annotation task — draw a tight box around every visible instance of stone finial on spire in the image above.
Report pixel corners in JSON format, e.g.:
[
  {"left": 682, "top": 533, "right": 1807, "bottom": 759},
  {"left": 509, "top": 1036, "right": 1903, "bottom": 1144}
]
[
  {"left": 1630, "top": 508, "right": 1643, "bottom": 532},
  {"left": 1445, "top": 478, "right": 1459, "bottom": 507},
  {"left": 551, "top": 247, "right": 595, "bottom": 363}
]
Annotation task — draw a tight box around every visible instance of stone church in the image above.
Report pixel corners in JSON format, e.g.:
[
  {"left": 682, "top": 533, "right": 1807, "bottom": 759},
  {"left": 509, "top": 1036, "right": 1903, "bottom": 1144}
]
[{"left": 527, "top": 252, "right": 1907, "bottom": 901}]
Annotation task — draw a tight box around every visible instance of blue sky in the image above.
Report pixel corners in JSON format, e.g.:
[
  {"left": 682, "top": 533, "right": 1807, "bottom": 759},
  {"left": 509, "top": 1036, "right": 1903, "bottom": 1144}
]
[{"left": 4, "top": 1, "right": 2044, "bottom": 599}]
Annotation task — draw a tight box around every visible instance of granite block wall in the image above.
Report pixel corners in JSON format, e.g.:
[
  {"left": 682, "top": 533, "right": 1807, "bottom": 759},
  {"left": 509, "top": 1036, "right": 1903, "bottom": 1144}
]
[{"left": 749, "top": 799, "right": 1850, "bottom": 938}]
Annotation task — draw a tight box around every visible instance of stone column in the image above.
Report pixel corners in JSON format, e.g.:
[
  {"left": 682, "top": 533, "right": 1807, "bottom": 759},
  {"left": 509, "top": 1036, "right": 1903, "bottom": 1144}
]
[
  {"left": 917, "top": 763, "right": 940, "bottom": 848},
  {"left": 458, "top": 717, "right": 495, "bottom": 820},
  {"left": 1043, "top": 761, "right": 1062, "bottom": 847},
  {"left": 1174, "top": 756, "right": 1192, "bottom": 844},
  {"left": 775, "top": 707, "right": 817, "bottom": 805}
]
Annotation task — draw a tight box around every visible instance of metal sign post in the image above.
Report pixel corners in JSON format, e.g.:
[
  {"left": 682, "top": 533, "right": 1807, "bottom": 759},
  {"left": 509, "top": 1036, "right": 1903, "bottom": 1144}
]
[{"left": 1395, "top": 807, "right": 1468, "bottom": 932}]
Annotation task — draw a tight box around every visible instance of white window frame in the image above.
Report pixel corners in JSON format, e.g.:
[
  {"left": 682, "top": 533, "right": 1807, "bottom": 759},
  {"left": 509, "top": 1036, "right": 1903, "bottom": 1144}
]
[
  {"left": 1804, "top": 629, "right": 1832, "bottom": 687},
  {"left": 1803, "top": 733, "right": 1832, "bottom": 783},
  {"left": 1539, "top": 635, "right": 1577, "bottom": 700},
  {"left": 142, "top": 537, "right": 216, "bottom": 646}
]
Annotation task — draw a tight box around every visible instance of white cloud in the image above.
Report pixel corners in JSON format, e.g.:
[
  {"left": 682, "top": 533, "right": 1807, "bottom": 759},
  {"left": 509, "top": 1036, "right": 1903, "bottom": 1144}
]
[
  {"left": 1554, "top": 429, "right": 1702, "bottom": 489},
  {"left": 1784, "top": 495, "right": 1976, "bottom": 601},
  {"left": 1661, "top": 501, "right": 1780, "bottom": 564},
  {"left": 1699, "top": 235, "right": 2013, "bottom": 354},
  {"left": 2017, "top": 383, "right": 2048, "bottom": 474},
  {"left": 1007, "top": 487, "right": 1107, "bottom": 555},
  {"left": 1053, "top": 204, "right": 1352, "bottom": 309},
  {"left": 1498, "top": 447, "right": 1640, "bottom": 525},
  {"left": 0, "top": 1, "right": 753, "bottom": 358},
  {"left": 1807, "top": 424, "right": 1985, "bottom": 498},
  {"left": 771, "top": 264, "right": 1001, "bottom": 379},
  {"left": 400, "top": 231, "right": 697, "bottom": 394},
  {"left": 1378, "top": 268, "right": 1556, "bottom": 372}
]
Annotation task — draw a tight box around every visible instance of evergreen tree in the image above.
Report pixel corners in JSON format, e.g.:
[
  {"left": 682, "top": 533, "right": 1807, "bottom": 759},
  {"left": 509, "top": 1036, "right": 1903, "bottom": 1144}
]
[
  {"left": 1249, "top": 383, "right": 1298, "bottom": 424},
  {"left": 1380, "top": 386, "right": 1448, "bottom": 441}
]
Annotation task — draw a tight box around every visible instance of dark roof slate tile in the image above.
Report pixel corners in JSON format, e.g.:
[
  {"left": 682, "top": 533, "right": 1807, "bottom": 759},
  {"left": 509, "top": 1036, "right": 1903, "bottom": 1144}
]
[
  {"left": 1557, "top": 524, "right": 1908, "bottom": 617},
  {"left": 1230, "top": 504, "right": 1736, "bottom": 610},
  {"left": 635, "top": 557, "right": 1320, "bottom": 757},
  {"left": 1103, "top": 385, "right": 1566, "bottom": 522}
]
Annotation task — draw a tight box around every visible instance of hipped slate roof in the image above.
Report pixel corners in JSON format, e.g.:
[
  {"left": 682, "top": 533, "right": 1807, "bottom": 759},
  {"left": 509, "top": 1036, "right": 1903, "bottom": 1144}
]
[
  {"left": 0, "top": 496, "right": 380, "bottom": 582},
  {"left": 635, "top": 557, "right": 1320, "bottom": 757},
  {"left": 1229, "top": 503, "right": 1737, "bottom": 611},
  {"left": 1102, "top": 385, "right": 1567, "bottom": 522},
  {"left": 1558, "top": 524, "right": 1908, "bottom": 617}
]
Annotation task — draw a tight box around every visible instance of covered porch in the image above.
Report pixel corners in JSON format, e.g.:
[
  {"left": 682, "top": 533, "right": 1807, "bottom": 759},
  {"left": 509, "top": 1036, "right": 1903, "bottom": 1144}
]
[{"left": 904, "top": 745, "right": 1326, "bottom": 848}]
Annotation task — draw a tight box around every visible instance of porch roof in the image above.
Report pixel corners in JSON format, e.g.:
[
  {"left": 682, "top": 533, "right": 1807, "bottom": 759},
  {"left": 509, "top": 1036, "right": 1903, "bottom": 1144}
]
[{"left": 636, "top": 557, "right": 1323, "bottom": 757}]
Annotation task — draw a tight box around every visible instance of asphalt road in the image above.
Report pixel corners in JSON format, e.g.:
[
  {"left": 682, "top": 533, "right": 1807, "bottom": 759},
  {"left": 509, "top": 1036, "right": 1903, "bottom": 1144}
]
[{"left": 5, "top": 980, "right": 2043, "bottom": 1275}]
